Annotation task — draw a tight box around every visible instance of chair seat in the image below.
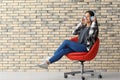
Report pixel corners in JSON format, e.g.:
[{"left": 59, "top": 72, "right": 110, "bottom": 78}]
[
  {"left": 66, "top": 52, "right": 88, "bottom": 61},
  {"left": 65, "top": 37, "right": 99, "bottom": 61}
]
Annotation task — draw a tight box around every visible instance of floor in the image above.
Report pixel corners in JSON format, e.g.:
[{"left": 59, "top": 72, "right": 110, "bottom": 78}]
[{"left": 0, "top": 72, "right": 120, "bottom": 80}]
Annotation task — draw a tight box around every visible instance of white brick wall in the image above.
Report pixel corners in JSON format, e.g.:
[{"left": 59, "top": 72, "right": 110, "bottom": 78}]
[{"left": 0, "top": 0, "right": 120, "bottom": 72}]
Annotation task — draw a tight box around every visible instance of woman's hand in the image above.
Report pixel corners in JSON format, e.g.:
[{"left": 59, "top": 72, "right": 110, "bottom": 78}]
[{"left": 81, "top": 17, "right": 85, "bottom": 25}]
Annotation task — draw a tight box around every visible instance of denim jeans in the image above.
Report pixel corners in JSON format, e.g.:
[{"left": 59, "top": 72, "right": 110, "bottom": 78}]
[{"left": 49, "top": 40, "right": 88, "bottom": 64}]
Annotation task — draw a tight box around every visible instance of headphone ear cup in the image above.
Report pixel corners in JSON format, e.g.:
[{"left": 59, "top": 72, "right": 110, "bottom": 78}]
[{"left": 90, "top": 16, "right": 94, "bottom": 21}]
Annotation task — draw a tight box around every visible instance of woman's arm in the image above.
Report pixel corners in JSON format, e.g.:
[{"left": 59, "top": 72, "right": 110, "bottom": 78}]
[
  {"left": 72, "top": 22, "right": 82, "bottom": 35},
  {"left": 86, "top": 17, "right": 99, "bottom": 51},
  {"left": 72, "top": 17, "right": 85, "bottom": 35}
]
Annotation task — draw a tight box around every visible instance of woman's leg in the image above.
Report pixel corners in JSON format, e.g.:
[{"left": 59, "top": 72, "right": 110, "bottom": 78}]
[
  {"left": 49, "top": 40, "right": 88, "bottom": 63},
  {"left": 49, "top": 48, "right": 73, "bottom": 64},
  {"left": 37, "top": 40, "right": 87, "bottom": 69},
  {"left": 54, "top": 40, "right": 87, "bottom": 54}
]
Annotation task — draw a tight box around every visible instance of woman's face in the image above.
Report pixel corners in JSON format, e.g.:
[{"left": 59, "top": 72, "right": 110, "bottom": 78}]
[{"left": 84, "top": 12, "right": 91, "bottom": 23}]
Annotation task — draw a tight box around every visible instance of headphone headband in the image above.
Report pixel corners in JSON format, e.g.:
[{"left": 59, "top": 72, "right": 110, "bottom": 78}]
[{"left": 90, "top": 10, "right": 95, "bottom": 16}]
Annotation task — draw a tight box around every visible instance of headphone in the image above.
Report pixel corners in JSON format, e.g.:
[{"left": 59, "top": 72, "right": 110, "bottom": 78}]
[
  {"left": 84, "top": 10, "right": 95, "bottom": 21},
  {"left": 90, "top": 10, "right": 95, "bottom": 21}
]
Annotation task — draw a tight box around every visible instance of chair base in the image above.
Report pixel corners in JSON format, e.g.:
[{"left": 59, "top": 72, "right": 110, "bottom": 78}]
[
  {"left": 64, "top": 61, "right": 102, "bottom": 80},
  {"left": 64, "top": 70, "right": 94, "bottom": 76}
]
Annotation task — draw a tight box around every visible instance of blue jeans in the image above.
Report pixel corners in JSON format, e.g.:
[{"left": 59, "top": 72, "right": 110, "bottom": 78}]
[{"left": 49, "top": 40, "right": 88, "bottom": 64}]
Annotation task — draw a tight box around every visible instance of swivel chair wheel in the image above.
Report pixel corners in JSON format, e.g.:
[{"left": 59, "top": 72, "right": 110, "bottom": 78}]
[
  {"left": 98, "top": 74, "right": 102, "bottom": 79},
  {"left": 64, "top": 74, "right": 68, "bottom": 78},
  {"left": 71, "top": 73, "right": 75, "bottom": 76},
  {"left": 91, "top": 73, "right": 94, "bottom": 76},
  {"left": 81, "top": 76, "right": 85, "bottom": 80}
]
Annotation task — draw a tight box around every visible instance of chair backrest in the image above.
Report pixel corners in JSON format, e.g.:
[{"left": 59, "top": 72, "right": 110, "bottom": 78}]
[
  {"left": 67, "top": 36, "right": 100, "bottom": 61},
  {"left": 83, "top": 38, "right": 99, "bottom": 61}
]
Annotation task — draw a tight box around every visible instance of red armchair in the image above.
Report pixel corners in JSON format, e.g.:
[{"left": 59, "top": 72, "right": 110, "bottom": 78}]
[{"left": 64, "top": 37, "right": 102, "bottom": 80}]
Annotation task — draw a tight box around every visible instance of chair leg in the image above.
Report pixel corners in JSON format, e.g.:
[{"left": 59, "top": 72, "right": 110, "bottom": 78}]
[{"left": 81, "top": 61, "right": 85, "bottom": 80}]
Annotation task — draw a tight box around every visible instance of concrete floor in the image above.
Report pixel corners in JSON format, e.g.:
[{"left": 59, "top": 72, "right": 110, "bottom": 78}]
[{"left": 0, "top": 72, "right": 120, "bottom": 80}]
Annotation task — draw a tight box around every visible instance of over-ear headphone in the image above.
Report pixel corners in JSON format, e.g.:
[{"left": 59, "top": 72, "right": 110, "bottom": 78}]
[{"left": 90, "top": 10, "right": 95, "bottom": 21}]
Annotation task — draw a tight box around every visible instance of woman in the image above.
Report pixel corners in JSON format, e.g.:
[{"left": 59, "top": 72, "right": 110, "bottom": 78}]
[{"left": 37, "top": 10, "right": 99, "bottom": 69}]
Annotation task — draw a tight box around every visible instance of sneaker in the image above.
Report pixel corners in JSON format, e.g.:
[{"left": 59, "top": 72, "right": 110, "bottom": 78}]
[
  {"left": 35, "top": 56, "right": 51, "bottom": 69},
  {"left": 36, "top": 61, "right": 48, "bottom": 69}
]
